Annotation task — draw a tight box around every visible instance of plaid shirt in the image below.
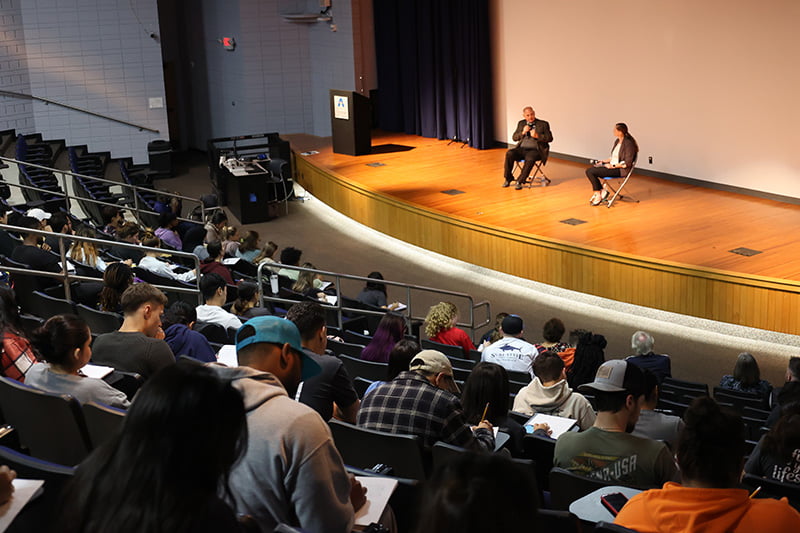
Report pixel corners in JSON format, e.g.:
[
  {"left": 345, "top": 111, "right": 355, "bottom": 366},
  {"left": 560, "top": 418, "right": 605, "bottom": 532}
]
[
  {"left": 1, "top": 332, "right": 37, "bottom": 383},
  {"left": 358, "top": 371, "right": 494, "bottom": 451}
]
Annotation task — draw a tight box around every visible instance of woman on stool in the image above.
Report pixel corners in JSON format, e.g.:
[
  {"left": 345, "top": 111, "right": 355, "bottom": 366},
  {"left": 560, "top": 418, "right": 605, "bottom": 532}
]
[{"left": 586, "top": 123, "right": 638, "bottom": 206}]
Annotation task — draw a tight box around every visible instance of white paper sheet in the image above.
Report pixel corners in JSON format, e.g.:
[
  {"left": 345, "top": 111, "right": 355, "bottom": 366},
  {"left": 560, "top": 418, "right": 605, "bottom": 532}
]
[
  {"left": 354, "top": 476, "right": 398, "bottom": 527},
  {"left": 0, "top": 479, "right": 45, "bottom": 530}
]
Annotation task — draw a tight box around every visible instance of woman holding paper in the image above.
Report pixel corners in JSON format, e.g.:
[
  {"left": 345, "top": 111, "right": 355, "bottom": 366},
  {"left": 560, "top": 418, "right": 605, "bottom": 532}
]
[
  {"left": 586, "top": 123, "right": 639, "bottom": 206},
  {"left": 25, "top": 314, "right": 130, "bottom": 408}
]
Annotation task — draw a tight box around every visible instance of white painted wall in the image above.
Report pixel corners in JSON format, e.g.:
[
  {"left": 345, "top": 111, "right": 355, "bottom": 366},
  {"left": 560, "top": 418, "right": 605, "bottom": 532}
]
[{"left": 491, "top": 0, "right": 800, "bottom": 198}]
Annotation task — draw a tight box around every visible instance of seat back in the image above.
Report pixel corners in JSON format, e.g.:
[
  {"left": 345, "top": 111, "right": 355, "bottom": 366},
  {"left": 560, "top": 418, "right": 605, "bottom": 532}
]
[
  {"left": 195, "top": 321, "right": 229, "bottom": 344},
  {"left": 353, "top": 376, "right": 375, "bottom": 398},
  {"left": 82, "top": 401, "right": 126, "bottom": 449},
  {"left": 76, "top": 303, "right": 123, "bottom": 334},
  {"left": 662, "top": 377, "right": 708, "bottom": 393},
  {"left": 549, "top": 467, "right": 615, "bottom": 511},
  {"left": 421, "top": 338, "right": 467, "bottom": 359},
  {"left": 742, "top": 473, "right": 800, "bottom": 510},
  {"left": 27, "top": 291, "right": 75, "bottom": 319},
  {"left": 327, "top": 338, "right": 366, "bottom": 358},
  {"left": 328, "top": 419, "right": 427, "bottom": 480},
  {"left": 523, "top": 433, "right": 556, "bottom": 491},
  {"left": 713, "top": 386, "right": 768, "bottom": 411},
  {"left": 103, "top": 370, "right": 144, "bottom": 401},
  {"left": 537, "top": 509, "right": 581, "bottom": 533},
  {"left": 338, "top": 354, "right": 388, "bottom": 382},
  {"left": 0, "top": 377, "right": 91, "bottom": 465}
]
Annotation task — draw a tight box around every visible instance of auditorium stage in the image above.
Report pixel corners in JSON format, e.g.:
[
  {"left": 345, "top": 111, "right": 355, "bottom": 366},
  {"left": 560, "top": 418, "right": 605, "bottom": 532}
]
[{"left": 286, "top": 131, "right": 800, "bottom": 335}]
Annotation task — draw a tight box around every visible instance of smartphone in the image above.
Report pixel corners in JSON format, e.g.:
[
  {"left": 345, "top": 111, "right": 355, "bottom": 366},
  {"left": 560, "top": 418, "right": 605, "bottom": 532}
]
[{"left": 600, "top": 492, "right": 629, "bottom": 516}]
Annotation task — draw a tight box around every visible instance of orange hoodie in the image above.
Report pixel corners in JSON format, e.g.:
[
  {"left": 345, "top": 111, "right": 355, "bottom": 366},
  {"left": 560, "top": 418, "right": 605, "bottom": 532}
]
[{"left": 615, "top": 482, "right": 800, "bottom": 533}]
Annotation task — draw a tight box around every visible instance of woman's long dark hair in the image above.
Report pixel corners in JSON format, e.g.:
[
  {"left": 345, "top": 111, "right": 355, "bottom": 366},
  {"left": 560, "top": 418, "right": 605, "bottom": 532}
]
[
  {"left": 462, "top": 362, "right": 510, "bottom": 426},
  {"left": 567, "top": 331, "right": 607, "bottom": 389},
  {"left": 59, "top": 363, "right": 248, "bottom": 533},
  {"left": 615, "top": 122, "right": 639, "bottom": 152},
  {"left": 761, "top": 402, "right": 800, "bottom": 463},
  {"left": 363, "top": 271, "right": 387, "bottom": 296},
  {"left": 99, "top": 263, "right": 133, "bottom": 313},
  {"left": 0, "top": 286, "right": 23, "bottom": 336}
]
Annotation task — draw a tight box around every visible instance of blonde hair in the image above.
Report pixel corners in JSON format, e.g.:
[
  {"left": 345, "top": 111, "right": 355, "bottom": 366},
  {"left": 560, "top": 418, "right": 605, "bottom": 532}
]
[
  {"left": 220, "top": 225, "right": 238, "bottom": 241},
  {"left": 424, "top": 301, "right": 458, "bottom": 338},
  {"left": 254, "top": 241, "right": 278, "bottom": 264},
  {"left": 69, "top": 227, "right": 99, "bottom": 267},
  {"left": 292, "top": 262, "right": 318, "bottom": 293}
]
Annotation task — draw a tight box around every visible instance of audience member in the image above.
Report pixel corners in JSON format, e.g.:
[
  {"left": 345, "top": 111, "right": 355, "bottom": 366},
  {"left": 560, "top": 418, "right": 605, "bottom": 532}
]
[
  {"left": 534, "top": 317, "right": 571, "bottom": 355},
  {"left": 110, "top": 221, "right": 144, "bottom": 264},
  {"left": 98, "top": 262, "right": 133, "bottom": 313},
  {"left": 137, "top": 232, "right": 197, "bottom": 282},
  {"left": 204, "top": 211, "right": 228, "bottom": 244},
  {"left": 554, "top": 360, "right": 679, "bottom": 487},
  {"left": 625, "top": 330, "right": 672, "bottom": 383},
  {"left": 91, "top": 283, "right": 174, "bottom": 379},
  {"left": 60, "top": 363, "right": 248, "bottom": 533},
  {"left": 196, "top": 273, "right": 242, "bottom": 330},
  {"left": 230, "top": 281, "right": 271, "bottom": 319},
  {"left": 0, "top": 287, "right": 37, "bottom": 382},
  {"left": 154, "top": 212, "right": 182, "bottom": 250},
  {"left": 767, "top": 357, "right": 800, "bottom": 426},
  {"left": 359, "top": 349, "right": 494, "bottom": 450},
  {"left": 286, "top": 301, "right": 360, "bottom": 423},
  {"left": 513, "top": 350, "right": 596, "bottom": 430},
  {"left": 719, "top": 351, "right": 773, "bottom": 400},
  {"left": 25, "top": 207, "right": 51, "bottom": 231},
  {"left": 364, "top": 339, "right": 420, "bottom": 396},
  {"left": 43, "top": 210, "right": 73, "bottom": 251},
  {"left": 219, "top": 225, "right": 240, "bottom": 256},
  {"left": 462, "top": 361, "right": 526, "bottom": 456},
  {"left": 481, "top": 314, "right": 537, "bottom": 376},
  {"left": 479, "top": 311, "right": 509, "bottom": 346},
  {"left": 235, "top": 230, "right": 261, "bottom": 263},
  {"left": 199, "top": 241, "right": 234, "bottom": 285},
  {"left": 616, "top": 396, "right": 800, "bottom": 532},
  {"left": 27, "top": 314, "right": 129, "bottom": 408},
  {"left": 632, "top": 369, "right": 684, "bottom": 449},
  {"left": 162, "top": 301, "right": 216, "bottom": 363},
  {"left": 414, "top": 452, "right": 539, "bottom": 533},
  {"left": 567, "top": 330, "right": 606, "bottom": 389},
  {"left": 356, "top": 271, "right": 388, "bottom": 308},
  {"left": 424, "top": 301, "right": 476, "bottom": 357},
  {"left": 11, "top": 216, "right": 62, "bottom": 274},
  {"left": 277, "top": 246, "right": 303, "bottom": 280},
  {"left": 0, "top": 204, "right": 18, "bottom": 258},
  {"left": 291, "top": 262, "right": 324, "bottom": 296},
  {"left": 745, "top": 402, "right": 800, "bottom": 485},
  {"left": 210, "top": 316, "right": 364, "bottom": 532},
  {"left": 100, "top": 205, "right": 124, "bottom": 237},
  {"left": 254, "top": 240, "right": 279, "bottom": 271},
  {"left": 360, "top": 312, "right": 406, "bottom": 363},
  {"left": 68, "top": 227, "right": 111, "bottom": 272}
]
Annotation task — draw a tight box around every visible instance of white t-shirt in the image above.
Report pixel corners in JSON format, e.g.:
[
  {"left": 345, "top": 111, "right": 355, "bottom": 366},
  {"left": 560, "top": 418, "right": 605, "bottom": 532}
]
[
  {"left": 481, "top": 336, "right": 537, "bottom": 376},
  {"left": 196, "top": 304, "right": 242, "bottom": 330}
]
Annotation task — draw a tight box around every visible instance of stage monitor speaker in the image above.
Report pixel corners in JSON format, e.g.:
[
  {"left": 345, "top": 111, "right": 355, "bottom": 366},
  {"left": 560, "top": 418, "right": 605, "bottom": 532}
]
[{"left": 330, "top": 90, "right": 371, "bottom": 156}]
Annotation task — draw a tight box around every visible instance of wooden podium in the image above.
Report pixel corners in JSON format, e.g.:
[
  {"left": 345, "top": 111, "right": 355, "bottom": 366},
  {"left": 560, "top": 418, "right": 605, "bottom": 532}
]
[{"left": 330, "top": 90, "right": 371, "bottom": 156}]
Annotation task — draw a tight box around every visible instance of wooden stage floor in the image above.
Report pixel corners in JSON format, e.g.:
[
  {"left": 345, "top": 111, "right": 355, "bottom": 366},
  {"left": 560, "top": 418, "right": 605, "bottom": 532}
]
[{"left": 287, "top": 131, "right": 800, "bottom": 334}]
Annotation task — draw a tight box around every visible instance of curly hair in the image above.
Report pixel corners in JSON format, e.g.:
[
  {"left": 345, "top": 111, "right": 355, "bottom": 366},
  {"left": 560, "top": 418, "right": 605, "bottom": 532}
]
[{"left": 424, "top": 302, "right": 458, "bottom": 338}]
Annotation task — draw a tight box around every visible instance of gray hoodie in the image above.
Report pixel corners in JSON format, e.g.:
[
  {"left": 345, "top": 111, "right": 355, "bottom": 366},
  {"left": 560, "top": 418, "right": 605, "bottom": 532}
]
[
  {"left": 512, "top": 377, "right": 596, "bottom": 430},
  {"left": 211, "top": 365, "right": 354, "bottom": 533}
]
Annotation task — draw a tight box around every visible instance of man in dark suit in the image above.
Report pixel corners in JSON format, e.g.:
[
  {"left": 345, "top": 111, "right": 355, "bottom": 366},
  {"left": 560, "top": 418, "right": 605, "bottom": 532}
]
[{"left": 504, "top": 106, "right": 553, "bottom": 189}]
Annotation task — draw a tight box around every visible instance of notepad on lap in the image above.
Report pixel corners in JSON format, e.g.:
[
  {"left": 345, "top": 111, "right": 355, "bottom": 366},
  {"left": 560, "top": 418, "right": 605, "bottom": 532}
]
[
  {"left": 81, "top": 363, "right": 115, "bottom": 379},
  {"left": 525, "top": 413, "right": 577, "bottom": 439},
  {"left": 354, "top": 476, "right": 398, "bottom": 527}
]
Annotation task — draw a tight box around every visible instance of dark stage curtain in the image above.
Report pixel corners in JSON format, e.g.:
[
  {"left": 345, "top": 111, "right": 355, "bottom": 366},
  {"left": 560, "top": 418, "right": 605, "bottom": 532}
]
[{"left": 373, "top": 0, "right": 494, "bottom": 150}]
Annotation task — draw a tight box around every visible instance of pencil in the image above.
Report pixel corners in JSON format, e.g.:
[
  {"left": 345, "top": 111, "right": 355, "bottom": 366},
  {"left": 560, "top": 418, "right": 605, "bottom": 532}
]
[
  {"left": 479, "top": 402, "right": 489, "bottom": 424},
  {"left": 749, "top": 486, "right": 762, "bottom": 499}
]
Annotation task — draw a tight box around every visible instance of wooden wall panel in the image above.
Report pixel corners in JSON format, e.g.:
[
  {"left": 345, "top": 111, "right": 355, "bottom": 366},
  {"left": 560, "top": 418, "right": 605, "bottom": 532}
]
[{"left": 294, "top": 155, "right": 800, "bottom": 335}]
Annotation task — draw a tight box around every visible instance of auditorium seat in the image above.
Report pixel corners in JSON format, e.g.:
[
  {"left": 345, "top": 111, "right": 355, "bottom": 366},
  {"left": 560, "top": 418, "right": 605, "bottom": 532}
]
[
  {"left": 549, "top": 467, "right": 615, "bottom": 512},
  {"left": 81, "top": 401, "right": 125, "bottom": 448},
  {"left": 337, "top": 354, "right": 387, "bottom": 382}
]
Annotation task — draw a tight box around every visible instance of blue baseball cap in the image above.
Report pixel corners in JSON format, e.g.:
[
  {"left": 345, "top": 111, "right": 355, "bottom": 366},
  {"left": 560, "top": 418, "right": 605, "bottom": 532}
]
[{"left": 235, "top": 316, "right": 321, "bottom": 381}]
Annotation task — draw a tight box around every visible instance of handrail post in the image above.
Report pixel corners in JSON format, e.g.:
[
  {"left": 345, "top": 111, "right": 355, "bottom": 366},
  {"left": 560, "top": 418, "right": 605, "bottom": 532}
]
[{"left": 58, "top": 235, "right": 71, "bottom": 302}]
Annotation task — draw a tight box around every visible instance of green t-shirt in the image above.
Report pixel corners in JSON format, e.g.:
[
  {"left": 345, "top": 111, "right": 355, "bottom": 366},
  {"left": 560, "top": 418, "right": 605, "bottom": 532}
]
[{"left": 553, "top": 426, "right": 679, "bottom": 488}]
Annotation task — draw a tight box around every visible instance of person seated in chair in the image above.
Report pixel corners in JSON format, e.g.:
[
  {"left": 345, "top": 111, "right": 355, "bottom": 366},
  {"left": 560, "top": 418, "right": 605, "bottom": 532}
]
[
  {"left": 586, "top": 122, "right": 638, "bottom": 206},
  {"left": 196, "top": 273, "right": 242, "bottom": 331},
  {"left": 503, "top": 106, "right": 553, "bottom": 190}
]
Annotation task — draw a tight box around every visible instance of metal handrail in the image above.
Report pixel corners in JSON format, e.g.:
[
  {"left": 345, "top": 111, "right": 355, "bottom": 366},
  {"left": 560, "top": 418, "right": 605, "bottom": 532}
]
[
  {"left": 0, "top": 155, "right": 210, "bottom": 226},
  {"left": 0, "top": 90, "right": 159, "bottom": 133},
  {"left": 0, "top": 222, "right": 202, "bottom": 304},
  {"left": 255, "top": 262, "right": 491, "bottom": 339}
]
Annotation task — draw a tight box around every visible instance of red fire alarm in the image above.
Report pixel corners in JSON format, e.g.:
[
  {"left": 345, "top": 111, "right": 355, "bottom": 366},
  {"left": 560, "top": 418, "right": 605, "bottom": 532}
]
[{"left": 221, "top": 37, "right": 236, "bottom": 51}]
